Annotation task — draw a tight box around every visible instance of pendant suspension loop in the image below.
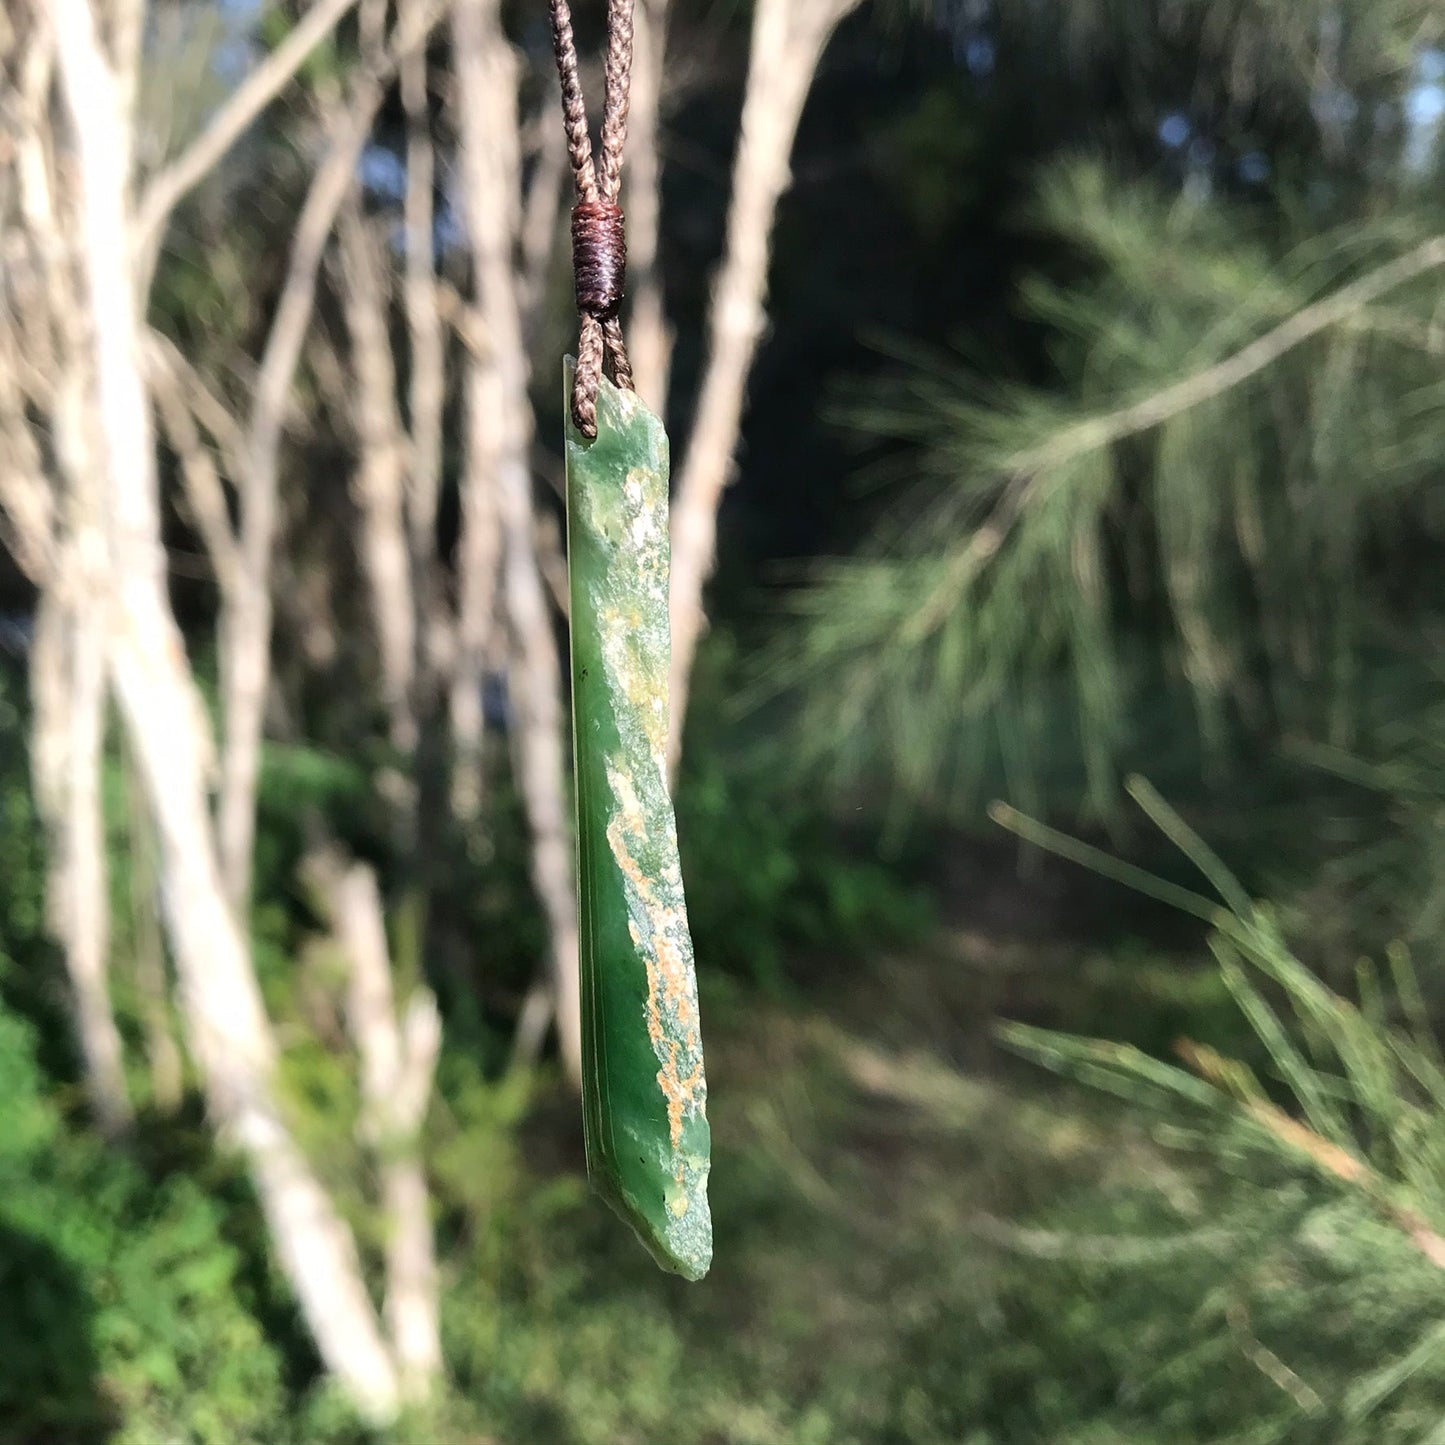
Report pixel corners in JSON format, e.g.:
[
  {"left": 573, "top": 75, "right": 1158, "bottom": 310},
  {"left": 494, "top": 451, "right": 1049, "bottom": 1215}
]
[
  {"left": 574, "top": 316, "right": 605, "bottom": 437},
  {"left": 602, "top": 318, "right": 633, "bottom": 392},
  {"left": 548, "top": 0, "right": 636, "bottom": 437}
]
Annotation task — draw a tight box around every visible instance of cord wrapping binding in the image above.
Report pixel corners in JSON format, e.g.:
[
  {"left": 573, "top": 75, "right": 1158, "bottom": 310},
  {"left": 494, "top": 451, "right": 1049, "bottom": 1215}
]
[{"left": 548, "top": 0, "right": 635, "bottom": 437}]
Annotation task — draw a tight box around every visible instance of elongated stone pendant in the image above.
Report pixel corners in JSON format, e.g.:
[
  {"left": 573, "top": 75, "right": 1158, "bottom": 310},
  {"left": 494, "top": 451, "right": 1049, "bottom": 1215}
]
[{"left": 565, "top": 363, "right": 712, "bottom": 1281}]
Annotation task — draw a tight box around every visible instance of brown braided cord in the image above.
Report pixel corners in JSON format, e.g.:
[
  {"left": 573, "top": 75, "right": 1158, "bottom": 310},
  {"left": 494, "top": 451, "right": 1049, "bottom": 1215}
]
[
  {"left": 548, "top": 0, "right": 598, "bottom": 203},
  {"left": 576, "top": 315, "right": 605, "bottom": 434},
  {"left": 602, "top": 316, "right": 633, "bottom": 391},
  {"left": 549, "top": 0, "right": 635, "bottom": 436},
  {"left": 597, "top": 0, "right": 633, "bottom": 203}
]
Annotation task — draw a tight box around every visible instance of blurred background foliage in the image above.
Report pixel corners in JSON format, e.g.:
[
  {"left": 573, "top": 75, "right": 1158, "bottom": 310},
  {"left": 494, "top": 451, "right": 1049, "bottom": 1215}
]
[{"left": 7, "top": 0, "right": 1445, "bottom": 1440}]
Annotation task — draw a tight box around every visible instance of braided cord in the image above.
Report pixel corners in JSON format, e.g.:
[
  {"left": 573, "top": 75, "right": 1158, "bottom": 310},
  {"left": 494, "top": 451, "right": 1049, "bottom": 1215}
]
[{"left": 548, "top": 0, "right": 636, "bottom": 437}]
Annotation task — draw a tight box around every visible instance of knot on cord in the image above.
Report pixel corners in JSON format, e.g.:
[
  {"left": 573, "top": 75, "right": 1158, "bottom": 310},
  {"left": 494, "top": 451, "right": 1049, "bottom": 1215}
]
[
  {"left": 572, "top": 200, "right": 627, "bottom": 321},
  {"left": 549, "top": 0, "right": 635, "bottom": 438}
]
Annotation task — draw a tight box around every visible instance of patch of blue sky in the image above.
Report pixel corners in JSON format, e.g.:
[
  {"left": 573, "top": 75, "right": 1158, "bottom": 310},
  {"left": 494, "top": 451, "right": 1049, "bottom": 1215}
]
[
  {"left": 1404, "top": 49, "right": 1444, "bottom": 173},
  {"left": 1158, "top": 112, "right": 1190, "bottom": 150},
  {"left": 360, "top": 145, "right": 408, "bottom": 202}
]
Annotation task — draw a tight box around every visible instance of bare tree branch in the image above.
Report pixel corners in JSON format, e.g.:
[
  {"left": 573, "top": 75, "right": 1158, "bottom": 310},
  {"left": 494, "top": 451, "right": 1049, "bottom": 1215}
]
[
  {"left": 668, "top": 0, "right": 864, "bottom": 767},
  {"left": 437, "top": 275, "right": 492, "bottom": 356},
  {"left": 518, "top": 98, "right": 567, "bottom": 317},
  {"left": 1180, "top": 1040, "right": 1445, "bottom": 1276},
  {"left": 906, "top": 233, "right": 1445, "bottom": 645},
  {"left": 219, "top": 82, "right": 384, "bottom": 909},
  {"left": 0, "top": 357, "right": 55, "bottom": 582},
  {"left": 214, "top": 3, "right": 448, "bottom": 905},
  {"left": 0, "top": 16, "right": 64, "bottom": 585},
  {"left": 625, "top": 0, "right": 672, "bottom": 411},
  {"left": 453, "top": 0, "right": 582, "bottom": 1082},
  {"left": 120, "top": 741, "right": 184, "bottom": 1113},
  {"left": 4, "top": 10, "right": 127, "bottom": 1133},
  {"left": 508, "top": 978, "right": 554, "bottom": 1075},
  {"left": 32, "top": 581, "right": 133, "bottom": 1136},
  {"left": 1009, "top": 234, "right": 1445, "bottom": 477},
  {"left": 337, "top": 198, "right": 418, "bottom": 751},
  {"left": 111, "top": 0, "right": 146, "bottom": 133},
  {"left": 48, "top": 0, "right": 403, "bottom": 1414},
  {"left": 400, "top": 7, "right": 448, "bottom": 694},
  {"left": 144, "top": 329, "right": 248, "bottom": 474},
  {"left": 134, "top": 0, "right": 365, "bottom": 251},
  {"left": 150, "top": 346, "right": 241, "bottom": 595},
  {"left": 449, "top": 347, "right": 504, "bottom": 826},
  {"left": 308, "top": 845, "right": 442, "bottom": 1395}
]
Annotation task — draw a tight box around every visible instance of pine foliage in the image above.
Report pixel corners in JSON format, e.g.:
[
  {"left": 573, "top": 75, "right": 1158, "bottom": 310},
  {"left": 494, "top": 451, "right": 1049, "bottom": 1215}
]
[
  {"left": 998, "top": 781, "right": 1445, "bottom": 1440},
  {"left": 773, "top": 2, "right": 1445, "bottom": 816}
]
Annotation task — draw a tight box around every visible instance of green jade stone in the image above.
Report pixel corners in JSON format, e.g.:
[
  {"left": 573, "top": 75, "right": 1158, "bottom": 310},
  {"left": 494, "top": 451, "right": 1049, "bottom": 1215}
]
[{"left": 565, "top": 362, "right": 712, "bottom": 1281}]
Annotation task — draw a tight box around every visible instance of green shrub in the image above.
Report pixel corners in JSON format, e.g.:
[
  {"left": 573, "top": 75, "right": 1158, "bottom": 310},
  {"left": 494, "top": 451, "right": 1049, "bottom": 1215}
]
[
  {"left": 676, "top": 636, "right": 935, "bottom": 992},
  {"left": 0, "top": 1003, "right": 296, "bottom": 1445}
]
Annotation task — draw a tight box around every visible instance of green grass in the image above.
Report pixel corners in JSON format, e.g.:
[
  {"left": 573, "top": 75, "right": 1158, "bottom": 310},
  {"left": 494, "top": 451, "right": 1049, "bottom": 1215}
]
[
  {"left": 414, "top": 922, "right": 1445, "bottom": 1445},
  {"left": 5, "top": 865, "right": 1445, "bottom": 1443}
]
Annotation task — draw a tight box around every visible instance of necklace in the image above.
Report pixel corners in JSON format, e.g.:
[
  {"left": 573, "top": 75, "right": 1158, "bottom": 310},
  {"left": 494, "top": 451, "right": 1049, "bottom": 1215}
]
[{"left": 549, "top": 0, "right": 712, "bottom": 1282}]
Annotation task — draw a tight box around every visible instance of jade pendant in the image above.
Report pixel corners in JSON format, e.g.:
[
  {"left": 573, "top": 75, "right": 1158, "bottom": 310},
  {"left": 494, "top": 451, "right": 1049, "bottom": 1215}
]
[{"left": 565, "top": 363, "right": 712, "bottom": 1281}]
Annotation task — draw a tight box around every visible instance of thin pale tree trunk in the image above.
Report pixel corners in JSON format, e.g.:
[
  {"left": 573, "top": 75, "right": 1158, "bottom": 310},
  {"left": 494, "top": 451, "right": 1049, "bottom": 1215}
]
[
  {"left": 518, "top": 106, "right": 567, "bottom": 319},
  {"left": 220, "top": 87, "right": 384, "bottom": 910},
  {"left": 337, "top": 200, "right": 419, "bottom": 754},
  {"left": 7, "top": 6, "right": 130, "bottom": 1137},
  {"left": 668, "top": 0, "right": 864, "bottom": 764},
  {"left": 452, "top": 0, "right": 582, "bottom": 1082},
  {"left": 399, "top": 18, "right": 449, "bottom": 702},
  {"left": 309, "top": 848, "right": 442, "bottom": 1398},
  {"left": 626, "top": 0, "right": 673, "bottom": 414},
  {"left": 31, "top": 581, "right": 133, "bottom": 1137},
  {"left": 5, "top": 0, "right": 64, "bottom": 572},
  {"left": 449, "top": 348, "right": 504, "bottom": 825},
  {"left": 449, "top": 104, "right": 564, "bottom": 825},
  {"left": 121, "top": 739, "right": 184, "bottom": 1112},
  {"left": 49, "top": 0, "right": 403, "bottom": 1417}
]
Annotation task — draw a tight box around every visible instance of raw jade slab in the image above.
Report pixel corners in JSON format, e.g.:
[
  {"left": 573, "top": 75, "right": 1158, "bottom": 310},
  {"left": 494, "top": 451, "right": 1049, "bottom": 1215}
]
[{"left": 565, "top": 363, "right": 712, "bottom": 1281}]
